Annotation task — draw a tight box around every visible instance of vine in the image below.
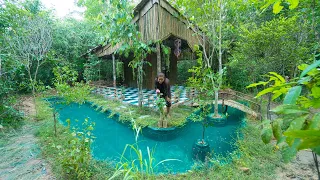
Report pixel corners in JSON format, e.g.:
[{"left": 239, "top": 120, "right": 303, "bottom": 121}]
[
  {"left": 116, "top": 61, "right": 124, "bottom": 82},
  {"left": 161, "top": 43, "right": 171, "bottom": 72}
]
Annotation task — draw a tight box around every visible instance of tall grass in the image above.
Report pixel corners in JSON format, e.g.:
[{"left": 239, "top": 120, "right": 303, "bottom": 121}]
[{"left": 109, "top": 111, "right": 181, "bottom": 179}]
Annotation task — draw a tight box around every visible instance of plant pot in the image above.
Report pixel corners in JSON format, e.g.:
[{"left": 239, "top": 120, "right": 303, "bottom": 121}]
[
  {"left": 207, "top": 113, "right": 227, "bottom": 126},
  {"left": 143, "top": 126, "right": 179, "bottom": 141},
  {"left": 192, "top": 139, "right": 211, "bottom": 162}
]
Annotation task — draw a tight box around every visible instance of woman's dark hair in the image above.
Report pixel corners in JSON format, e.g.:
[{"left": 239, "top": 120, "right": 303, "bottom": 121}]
[{"left": 157, "top": 72, "right": 165, "bottom": 78}]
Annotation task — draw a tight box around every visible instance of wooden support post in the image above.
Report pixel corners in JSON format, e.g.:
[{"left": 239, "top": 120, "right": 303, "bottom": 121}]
[
  {"left": 156, "top": 42, "right": 161, "bottom": 73},
  {"left": 114, "top": 89, "right": 117, "bottom": 100},
  {"left": 112, "top": 53, "right": 116, "bottom": 88}
]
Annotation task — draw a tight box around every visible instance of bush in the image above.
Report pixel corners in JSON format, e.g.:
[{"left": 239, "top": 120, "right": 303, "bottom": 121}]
[{"left": 177, "top": 60, "right": 195, "bottom": 85}]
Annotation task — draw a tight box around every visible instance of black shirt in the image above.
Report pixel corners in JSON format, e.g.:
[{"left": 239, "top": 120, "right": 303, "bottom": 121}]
[{"left": 154, "top": 78, "right": 171, "bottom": 98}]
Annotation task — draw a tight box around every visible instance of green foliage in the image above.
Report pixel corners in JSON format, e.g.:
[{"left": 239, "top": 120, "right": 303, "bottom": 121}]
[
  {"left": 110, "top": 144, "right": 181, "bottom": 179},
  {"left": 248, "top": 61, "right": 320, "bottom": 162},
  {"left": 0, "top": 96, "right": 23, "bottom": 129},
  {"left": 56, "top": 82, "right": 93, "bottom": 105},
  {"left": 34, "top": 98, "right": 52, "bottom": 121},
  {"left": 229, "top": 17, "right": 312, "bottom": 91},
  {"left": 161, "top": 43, "right": 171, "bottom": 72},
  {"left": 83, "top": 54, "right": 101, "bottom": 82},
  {"left": 54, "top": 119, "right": 95, "bottom": 179},
  {"left": 155, "top": 93, "right": 166, "bottom": 116},
  {"left": 116, "top": 61, "right": 124, "bottom": 82},
  {"left": 52, "top": 18, "right": 101, "bottom": 76},
  {"left": 246, "top": 71, "right": 291, "bottom": 100},
  {"left": 52, "top": 65, "right": 92, "bottom": 105},
  {"left": 35, "top": 98, "right": 113, "bottom": 179},
  {"left": 177, "top": 60, "right": 195, "bottom": 85},
  {"left": 261, "top": 120, "right": 273, "bottom": 144},
  {"left": 5, "top": 10, "right": 53, "bottom": 95},
  {"left": 187, "top": 46, "right": 226, "bottom": 115},
  {"left": 260, "top": 0, "right": 300, "bottom": 14},
  {"left": 53, "top": 66, "right": 78, "bottom": 85}
]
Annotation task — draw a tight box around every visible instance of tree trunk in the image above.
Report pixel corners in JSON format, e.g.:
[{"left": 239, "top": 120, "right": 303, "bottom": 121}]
[
  {"left": 202, "top": 122, "right": 206, "bottom": 142},
  {"left": 218, "top": 0, "right": 223, "bottom": 74},
  {"left": 267, "top": 93, "right": 272, "bottom": 120},
  {"left": 312, "top": 151, "right": 320, "bottom": 180},
  {"left": 214, "top": 89, "right": 219, "bottom": 116},
  {"left": 138, "top": 60, "right": 144, "bottom": 107},
  {"left": 53, "top": 112, "right": 57, "bottom": 137},
  {"left": 112, "top": 54, "right": 116, "bottom": 88}
]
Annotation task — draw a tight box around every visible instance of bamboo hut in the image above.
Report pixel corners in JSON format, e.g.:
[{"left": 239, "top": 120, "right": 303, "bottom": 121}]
[{"left": 91, "top": 0, "right": 200, "bottom": 89}]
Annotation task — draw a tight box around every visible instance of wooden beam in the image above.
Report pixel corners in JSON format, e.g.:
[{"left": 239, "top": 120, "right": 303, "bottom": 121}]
[{"left": 112, "top": 54, "right": 116, "bottom": 88}]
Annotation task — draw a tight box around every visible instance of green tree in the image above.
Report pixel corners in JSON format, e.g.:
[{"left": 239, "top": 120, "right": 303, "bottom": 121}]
[
  {"left": 229, "top": 16, "right": 312, "bottom": 91},
  {"left": 248, "top": 61, "right": 320, "bottom": 178},
  {"left": 172, "top": 0, "right": 244, "bottom": 117},
  {"left": 52, "top": 18, "right": 102, "bottom": 77}
]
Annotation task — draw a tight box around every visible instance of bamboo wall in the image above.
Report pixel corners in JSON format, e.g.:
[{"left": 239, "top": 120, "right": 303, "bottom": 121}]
[
  {"left": 96, "top": 0, "right": 200, "bottom": 57},
  {"left": 158, "top": 0, "right": 199, "bottom": 50},
  {"left": 138, "top": 5, "right": 158, "bottom": 42}
]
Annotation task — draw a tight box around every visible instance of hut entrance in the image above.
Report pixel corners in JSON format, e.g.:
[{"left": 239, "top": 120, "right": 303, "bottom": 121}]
[{"left": 161, "top": 35, "right": 193, "bottom": 85}]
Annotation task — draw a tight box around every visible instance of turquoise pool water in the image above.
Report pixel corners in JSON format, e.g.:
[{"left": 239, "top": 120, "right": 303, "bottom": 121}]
[{"left": 53, "top": 102, "right": 245, "bottom": 173}]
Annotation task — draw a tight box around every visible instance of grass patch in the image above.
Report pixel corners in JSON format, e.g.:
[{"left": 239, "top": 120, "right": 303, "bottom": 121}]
[
  {"left": 87, "top": 94, "right": 194, "bottom": 128},
  {"left": 35, "top": 97, "right": 115, "bottom": 179},
  {"left": 34, "top": 99, "right": 52, "bottom": 121}
]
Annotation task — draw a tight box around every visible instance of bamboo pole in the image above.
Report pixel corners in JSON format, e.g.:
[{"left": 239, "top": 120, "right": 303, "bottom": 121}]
[
  {"left": 156, "top": 42, "right": 161, "bottom": 73},
  {"left": 112, "top": 54, "right": 116, "bottom": 88}
]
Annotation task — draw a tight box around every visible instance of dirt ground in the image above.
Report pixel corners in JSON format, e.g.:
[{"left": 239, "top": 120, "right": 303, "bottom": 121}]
[
  {"left": 0, "top": 97, "right": 54, "bottom": 180},
  {"left": 277, "top": 150, "right": 319, "bottom": 180}
]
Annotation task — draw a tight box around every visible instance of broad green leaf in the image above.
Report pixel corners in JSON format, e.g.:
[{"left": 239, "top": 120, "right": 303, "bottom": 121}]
[
  {"left": 273, "top": 0, "right": 283, "bottom": 14},
  {"left": 312, "top": 146, "right": 320, "bottom": 155},
  {"left": 256, "top": 87, "right": 274, "bottom": 98},
  {"left": 298, "top": 64, "right": 308, "bottom": 71},
  {"left": 311, "top": 86, "right": 320, "bottom": 98},
  {"left": 272, "top": 119, "right": 282, "bottom": 141},
  {"left": 297, "top": 138, "right": 320, "bottom": 150},
  {"left": 284, "top": 130, "right": 320, "bottom": 138},
  {"left": 261, "top": 0, "right": 274, "bottom": 10},
  {"left": 246, "top": 81, "right": 268, "bottom": 88},
  {"left": 272, "top": 91, "right": 283, "bottom": 100},
  {"left": 287, "top": 115, "right": 308, "bottom": 131},
  {"left": 287, "top": 0, "right": 299, "bottom": 10},
  {"left": 300, "top": 60, "right": 320, "bottom": 78},
  {"left": 309, "top": 113, "right": 320, "bottom": 130},
  {"left": 269, "top": 72, "right": 285, "bottom": 83},
  {"left": 271, "top": 104, "right": 308, "bottom": 115},
  {"left": 272, "top": 87, "right": 289, "bottom": 100},
  {"left": 277, "top": 136, "right": 287, "bottom": 145},
  {"left": 261, "top": 121, "right": 273, "bottom": 144},
  {"left": 297, "top": 76, "right": 311, "bottom": 84},
  {"left": 283, "top": 86, "right": 302, "bottom": 104},
  {"left": 310, "top": 98, "right": 320, "bottom": 108}
]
